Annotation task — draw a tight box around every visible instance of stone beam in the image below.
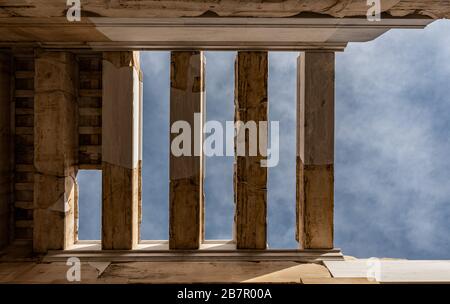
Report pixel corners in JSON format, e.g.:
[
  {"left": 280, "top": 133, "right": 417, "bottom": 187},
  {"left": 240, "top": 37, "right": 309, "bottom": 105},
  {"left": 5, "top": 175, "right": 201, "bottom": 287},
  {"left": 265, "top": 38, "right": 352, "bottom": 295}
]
[
  {"left": 234, "top": 51, "right": 268, "bottom": 250},
  {"left": 0, "top": 1, "right": 446, "bottom": 19},
  {"left": 102, "top": 51, "right": 142, "bottom": 250},
  {"left": 0, "top": 52, "right": 11, "bottom": 249},
  {"left": 296, "top": 52, "right": 334, "bottom": 250},
  {"left": 169, "top": 51, "right": 205, "bottom": 250},
  {"left": 33, "top": 51, "right": 78, "bottom": 253}
]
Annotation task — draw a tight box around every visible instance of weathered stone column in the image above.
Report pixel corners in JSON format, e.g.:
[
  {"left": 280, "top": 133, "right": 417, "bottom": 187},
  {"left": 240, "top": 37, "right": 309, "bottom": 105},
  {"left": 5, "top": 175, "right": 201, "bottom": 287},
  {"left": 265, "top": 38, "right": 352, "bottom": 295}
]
[
  {"left": 296, "top": 52, "right": 334, "bottom": 249},
  {"left": 234, "top": 51, "right": 268, "bottom": 250},
  {"left": 169, "top": 51, "right": 205, "bottom": 250},
  {"left": 34, "top": 51, "right": 78, "bottom": 253},
  {"left": 102, "top": 52, "right": 142, "bottom": 250},
  {"left": 0, "top": 53, "right": 11, "bottom": 249}
]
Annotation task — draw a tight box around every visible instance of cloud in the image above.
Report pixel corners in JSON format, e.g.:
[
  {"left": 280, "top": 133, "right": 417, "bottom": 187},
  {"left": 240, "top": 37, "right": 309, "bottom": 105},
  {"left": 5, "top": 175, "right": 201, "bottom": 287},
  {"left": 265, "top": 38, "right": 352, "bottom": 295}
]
[
  {"left": 140, "top": 51, "right": 170, "bottom": 239},
  {"left": 335, "top": 20, "right": 450, "bottom": 259},
  {"left": 77, "top": 170, "right": 101, "bottom": 240}
]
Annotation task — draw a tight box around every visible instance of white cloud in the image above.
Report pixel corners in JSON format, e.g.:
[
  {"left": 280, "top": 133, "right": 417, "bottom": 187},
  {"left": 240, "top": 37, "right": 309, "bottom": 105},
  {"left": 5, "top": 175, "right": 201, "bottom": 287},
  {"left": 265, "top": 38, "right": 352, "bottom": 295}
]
[{"left": 335, "top": 20, "right": 450, "bottom": 258}]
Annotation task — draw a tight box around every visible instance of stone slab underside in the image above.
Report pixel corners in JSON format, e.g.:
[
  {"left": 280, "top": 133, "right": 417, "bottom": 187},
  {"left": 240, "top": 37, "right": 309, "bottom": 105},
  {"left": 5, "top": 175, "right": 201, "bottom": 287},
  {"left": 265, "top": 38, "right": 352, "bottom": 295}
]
[
  {"left": 0, "top": 261, "right": 375, "bottom": 284},
  {"left": 0, "top": 1, "right": 448, "bottom": 19},
  {"left": 1, "top": 259, "right": 448, "bottom": 283}
]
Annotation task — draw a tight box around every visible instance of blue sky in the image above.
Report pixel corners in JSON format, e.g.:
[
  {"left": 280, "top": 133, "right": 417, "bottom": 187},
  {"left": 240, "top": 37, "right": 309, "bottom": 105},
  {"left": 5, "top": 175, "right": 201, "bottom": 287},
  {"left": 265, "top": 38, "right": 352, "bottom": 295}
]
[{"left": 78, "top": 19, "right": 450, "bottom": 259}]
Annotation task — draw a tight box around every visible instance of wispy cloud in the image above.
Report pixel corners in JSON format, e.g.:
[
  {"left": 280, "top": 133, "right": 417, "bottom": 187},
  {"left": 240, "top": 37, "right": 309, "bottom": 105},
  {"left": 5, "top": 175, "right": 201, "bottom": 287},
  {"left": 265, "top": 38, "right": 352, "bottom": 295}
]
[{"left": 335, "top": 20, "right": 450, "bottom": 259}]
